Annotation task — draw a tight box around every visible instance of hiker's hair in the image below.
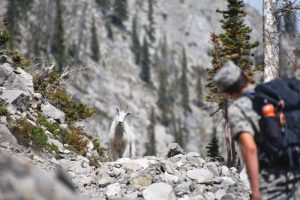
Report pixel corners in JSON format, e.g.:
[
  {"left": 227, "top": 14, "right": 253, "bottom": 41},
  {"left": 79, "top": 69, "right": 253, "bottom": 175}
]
[
  {"left": 109, "top": 107, "right": 136, "bottom": 160},
  {"left": 224, "top": 72, "right": 249, "bottom": 94}
]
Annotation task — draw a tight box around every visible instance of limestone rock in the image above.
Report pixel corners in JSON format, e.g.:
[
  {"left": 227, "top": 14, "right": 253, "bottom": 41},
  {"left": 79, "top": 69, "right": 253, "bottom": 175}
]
[
  {"left": 123, "top": 192, "right": 138, "bottom": 200},
  {"left": 105, "top": 183, "right": 121, "bottom": 200},
  {"left": 2, "top": 67, "right": 34, "bottom": 94},
  {"left": 97, "top": 176, "right": 114, "bottom": 187},
  {"left": 187, "top": 169, "right": 214, "bottom": 183},
  {"left": 221, "top": 166, "right": 230, "bottom": 176},
  {"left": 131, "top": 174, "right": 152, "bottom": 190},
  {"left": 0, "top": 151, "right": 79, "bottom": 200},
  {"left": 143, "top": 182, "right": 176, "bottom": 200},
  {"left": 215, "top": 189, "right": 227, "bottom": 200},
  {"left": 48, "top": 138, "right": 64, "bottom": 152},
  {"left": 0, "top": 56, "right": 13, "bottom": 64},
  {"left": 0, "top": 63, "right": 13, "bottom": 84},
  {"left": 206, "top": 162, "right": 219, "bottom": 176},
  {"left": 165, "top": 143, "right": 185, "bottom": 158},
  {"left": 1, "top": 89, "right": 26, "bottom": 103},
  {"left": 0, "top": 124, "right": 18, "bottom": 146},
  {"left": 123, "top": 162, "right": 143, "bottom": 173},
  {"left": 41, "top": 102, "right": 65, "bottom": 124}
]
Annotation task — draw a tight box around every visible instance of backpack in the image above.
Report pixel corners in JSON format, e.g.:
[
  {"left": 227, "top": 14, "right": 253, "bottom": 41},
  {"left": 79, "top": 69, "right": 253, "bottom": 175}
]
[{"left": 246, "top": 78, "right": 300, "bottom": 170}]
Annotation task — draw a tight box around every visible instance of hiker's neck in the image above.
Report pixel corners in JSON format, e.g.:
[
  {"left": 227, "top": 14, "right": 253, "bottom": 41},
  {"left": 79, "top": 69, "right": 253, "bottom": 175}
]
[
  {"left": 240, "top": 83, "right": 253, "bottom": 94},
  {"left": 230, "top": 83, "right": 252, "bottom": 99}
]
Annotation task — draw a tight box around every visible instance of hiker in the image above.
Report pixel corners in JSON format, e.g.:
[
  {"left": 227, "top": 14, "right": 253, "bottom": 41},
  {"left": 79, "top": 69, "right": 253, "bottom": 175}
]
[{"left": 213, "top": 61, "right": 300, "bottom": 200}]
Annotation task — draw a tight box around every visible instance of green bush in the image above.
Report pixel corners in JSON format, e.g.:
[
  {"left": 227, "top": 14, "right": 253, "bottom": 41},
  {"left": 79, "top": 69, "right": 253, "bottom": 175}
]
[
  {"left": 9, "top": 51, "right": 31, "bottom": 68},
  {"left": 9, "top": 118, "right": 56, "bottom": 151},
  {"left": 92, "top": 138, "right": 107, "bottom": 157},
  {"left": 34, "top": 72, "right": 96, "bottom": 122},
  {"left": 0, "top": 31, "right": 10, "bottom": 47},
  {"left": 10, "top": 118, "right": 33, "bottom": 146},
  {"left": 33, "top": 71, "right": 107, "bottom": 159},
  {"left": 37, "top": 115, "right": 60, "bottom": 137},
  {"left": 0, "top": 21, "right": 10, "bottom": 49},
  {"left": 46, "top": 142, "right": 59, "bottom": 154},
  {"left": 0, "top": 100, "right": 9, "bottom": 117},
  {"left": 31, "top": 126, "right": 48, "bottom": 148},
  {"left": 65, "top": 131, "right": 88, "bottom": 154}
]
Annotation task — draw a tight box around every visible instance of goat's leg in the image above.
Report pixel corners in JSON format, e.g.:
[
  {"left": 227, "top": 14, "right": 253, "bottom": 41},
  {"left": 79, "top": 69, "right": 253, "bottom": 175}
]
[
  {"left": 128, "top": 142, "right": 136, "bottom": 158},
  {"left": 117, "top": 149, "right": 123, "bottom": 159},
  {"left": 129, "top": 143, "right": 132, "bottom": 158},
  {"left": 110, "top": 148, "right": 119, "bottom": 161}
]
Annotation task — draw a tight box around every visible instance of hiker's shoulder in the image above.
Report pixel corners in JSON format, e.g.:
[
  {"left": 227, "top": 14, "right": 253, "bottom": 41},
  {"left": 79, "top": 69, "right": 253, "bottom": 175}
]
[{"left": 230, "top": 96, "right": 253, "bottom": 112}]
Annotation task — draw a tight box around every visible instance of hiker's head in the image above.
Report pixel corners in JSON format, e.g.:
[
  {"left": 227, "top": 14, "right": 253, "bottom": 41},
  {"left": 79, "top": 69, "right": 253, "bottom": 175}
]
[{"left": 213, "top": 61, "right": 249, "bottom": 98}]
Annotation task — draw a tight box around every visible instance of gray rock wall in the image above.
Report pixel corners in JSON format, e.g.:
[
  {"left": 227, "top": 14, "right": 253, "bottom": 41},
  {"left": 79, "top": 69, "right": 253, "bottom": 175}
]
[{"left": 1, "top": 0, "right": 264, "bottom": 156}]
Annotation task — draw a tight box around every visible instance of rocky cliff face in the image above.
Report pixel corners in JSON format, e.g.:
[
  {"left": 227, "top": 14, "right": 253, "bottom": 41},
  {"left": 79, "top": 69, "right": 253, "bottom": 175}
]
[{"left": 0, "top": 0, "right": 263, "bottom": 156}]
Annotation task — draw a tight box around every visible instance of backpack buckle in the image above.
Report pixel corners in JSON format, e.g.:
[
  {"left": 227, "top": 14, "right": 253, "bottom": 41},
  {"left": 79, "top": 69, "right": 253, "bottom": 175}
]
[{"left": 278, "top": 100, "right": 286, "bottom": 127}]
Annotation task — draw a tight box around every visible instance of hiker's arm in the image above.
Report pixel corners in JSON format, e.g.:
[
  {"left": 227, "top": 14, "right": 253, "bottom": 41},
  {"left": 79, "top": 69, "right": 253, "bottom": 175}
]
[{"left": 238, "top": 132, "right": 261, "bottom": 200}]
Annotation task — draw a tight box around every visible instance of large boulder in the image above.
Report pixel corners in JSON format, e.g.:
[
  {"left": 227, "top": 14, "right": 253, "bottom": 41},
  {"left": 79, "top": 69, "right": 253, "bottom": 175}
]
[
  {"left": 0, "top": 150, "right": 79, "bottom": 200},
  {"left": 0, "top": 56, "right": 13, "bottom": 64},
  {"left": 0, "top": 124, "right": 18, "bottom": 146},
  {"left": 187, "top": 168, "right": 214, "bottom": 184},
  {"left": 143, "top": 182, "right": 176, "bottom": 200},
  {"left": 105, "top": 182, "right": 122, "bottom": 200},
  {"left": 0, "top": 63, "right": 14, "bottom": 84},
  {"left": 41, "top": 102, "right": 65, "bottom": 124},
  {"left": 0, "top": 89, "right": 31, "bottom": 112},
  {"left": 2, "top": 67, "right": 34, "bottom": 94},
  {"left": 165, "top": 143, "right": 186, "bottom": 158}
]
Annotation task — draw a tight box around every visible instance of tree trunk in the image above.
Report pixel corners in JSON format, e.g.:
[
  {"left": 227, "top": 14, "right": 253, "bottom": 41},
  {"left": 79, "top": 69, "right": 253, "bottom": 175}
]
[
  {"left": 224, "top": 99, "right": 238, "bottom": 168},
  {"left": 263, "top": 0, "right": 279, "bottom": 82},
  {"left": 224, "top": 117, "right": 233, "bottom": 167}
]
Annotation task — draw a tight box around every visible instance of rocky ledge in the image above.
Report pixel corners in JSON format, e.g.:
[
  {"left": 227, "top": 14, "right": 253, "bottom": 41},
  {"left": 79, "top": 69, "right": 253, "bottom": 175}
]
[
  {"left": 87, "top": 144, "right": 250, "bottom": 200},
  {"left": 0, "top": 142, "right": 250, "bottom": 200}
]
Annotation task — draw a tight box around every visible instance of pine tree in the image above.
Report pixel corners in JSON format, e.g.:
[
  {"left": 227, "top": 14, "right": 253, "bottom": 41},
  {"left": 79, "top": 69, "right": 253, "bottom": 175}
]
[
  {"left": 206, "top": 33, "right": 226, "bottom": 104},
  {"left": 171, "top": 112, "right": 184, "bottom": 148},
  {"left": 206, "top": 0, "right": 258, "bottom": 168},
  {"left": 217, "top": 0, "right": 259, "bottom": 79},
  {"left": 0, "top": 18, "right": 10, "bottom": 50},
  {"left": 145, "top": 108, "right": 156, "bottom": 156},
  {"left": 67, "top": 41, "right": 78, "bottom": 62},
  {"left": 131, "top": 14, "right": 141, "bottom": 65},
  {"left": 156, "top": 36, "right": 173, "bottom": 126},
  {"left": 105, "top": 21, "right": 114, "bottom": 40},
  {"left": 51, "top": 0, "right": 66, "bottom": 72},
  {"left": 180, "top": 47, "right": 191, "bottom": 114},
  {"left": 95, "top": 0, "right": 110, "bottom": 10},
  {"left": 206, "top": 0, "right": 259, "bottom": 105},
  {"left": 6, "top": 0, "right": 33, "bottom": 48},
  {"left": 140, "top": 37, "right": 151, "bottom": 83},
  {"left": 6, "top": 1, "right": 18, "bottom": 48},
  {"left": 206, "top": 132, "right": 224, "bottom": 162},
  {"left": 196, "top": 67, "right": 205, "bottom": 107},
  {"left": 283, "top": 10, "right": 297, "bottom": 33},
  {"left": 113, "top": 0, "right": 128, "bottom": 25},
  {"left": 148, "top": 0, "right": 155, "bottom": 42},
  {"left": 90, "top": 17, "right": 100, "bottom": 62}
]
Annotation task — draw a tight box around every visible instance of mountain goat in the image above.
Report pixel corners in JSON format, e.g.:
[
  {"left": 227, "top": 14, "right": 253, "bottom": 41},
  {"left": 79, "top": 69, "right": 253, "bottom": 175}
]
[{"left": 109, "top": 108, "right": 136, "bottom": 160}]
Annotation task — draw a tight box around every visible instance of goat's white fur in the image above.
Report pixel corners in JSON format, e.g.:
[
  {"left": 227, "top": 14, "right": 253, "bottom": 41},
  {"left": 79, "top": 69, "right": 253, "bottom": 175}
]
[{"left": 109, "top": 108, "right": 136, "bottom": 160}]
